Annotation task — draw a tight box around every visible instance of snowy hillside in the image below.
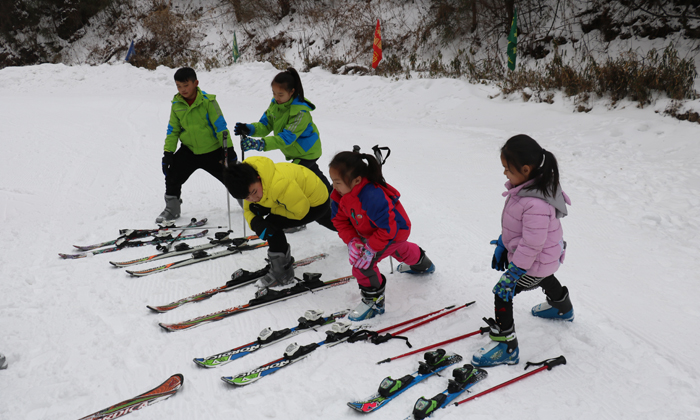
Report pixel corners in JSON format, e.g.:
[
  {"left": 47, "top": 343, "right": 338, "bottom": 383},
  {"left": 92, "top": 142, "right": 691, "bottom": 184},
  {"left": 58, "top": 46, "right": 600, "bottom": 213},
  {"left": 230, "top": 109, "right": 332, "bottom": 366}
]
[{"left": 1, "top": 62, "right": 699, "bottom": 419}]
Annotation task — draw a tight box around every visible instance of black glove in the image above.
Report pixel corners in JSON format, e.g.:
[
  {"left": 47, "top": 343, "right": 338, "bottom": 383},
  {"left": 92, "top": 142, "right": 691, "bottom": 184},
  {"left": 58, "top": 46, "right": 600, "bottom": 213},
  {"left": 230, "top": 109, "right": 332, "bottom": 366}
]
[
  {"left": 250, "top": 216, "right": 276, "bottom": 241},
  {"left": 162, "top": 151, "right": 174, "bottom": 176},
  {"left": 249, "top": 203, "right": 271, "bottom": 217},
  {"left": 226, "top": 147, "right": 238, "bottom": 167},
  {"left": 234, "top": 122, "right": 251, "bottom": 136}
]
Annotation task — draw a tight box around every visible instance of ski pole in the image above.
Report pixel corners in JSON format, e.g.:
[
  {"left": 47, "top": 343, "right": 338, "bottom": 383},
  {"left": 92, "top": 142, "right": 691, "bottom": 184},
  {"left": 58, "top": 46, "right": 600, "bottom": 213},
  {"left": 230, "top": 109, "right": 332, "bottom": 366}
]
[
  {"left": 377, "top": 325, "right": 490, "bottom": 364},
  {"left": 453, "top": 355, "right": 567, "bottom": 406},
  {"left": 352, "top": 302, "right": 475, "bottom": 348},
  {"left": 239, "top": 134, "right": 247, "bottom": 237},
  {"left": 374, "top": 302, "right": 472, "bottom": 336},
  {"left": 223, "top": 132, "right": 232, "bottom": 231}
]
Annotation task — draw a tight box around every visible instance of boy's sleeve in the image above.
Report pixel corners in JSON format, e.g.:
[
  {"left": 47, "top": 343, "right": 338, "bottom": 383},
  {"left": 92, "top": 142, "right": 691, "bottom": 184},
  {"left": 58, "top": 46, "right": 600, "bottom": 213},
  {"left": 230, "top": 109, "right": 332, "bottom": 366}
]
[
  {"left": 207, "top": 99, "right": 232, "bottom": 148},
  {"left": 250, "top": 109, "right": 274, "bottom": 138},
  {"left": 164, "top": 105, "right": 182, "bottom": 152},
  {"left": 262, "top": 110, "right": 314, "bottom": 152}
]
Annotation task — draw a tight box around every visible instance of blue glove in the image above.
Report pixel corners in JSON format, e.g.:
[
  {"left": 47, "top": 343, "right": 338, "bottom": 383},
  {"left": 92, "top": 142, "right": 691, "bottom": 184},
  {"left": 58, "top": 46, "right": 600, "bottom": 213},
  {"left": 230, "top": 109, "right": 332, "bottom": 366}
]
[
  {"left": 492, "top": 263, "right": 526, "bottom": 302},
  {"left": 241, "top": 136, "right": 265, "bottom": 152},
  {"left": 490, "top": 235, "right": 508, "bottom": 271},
  {"left": 234, "top": 122, "right": 253, "bottom": 136}
]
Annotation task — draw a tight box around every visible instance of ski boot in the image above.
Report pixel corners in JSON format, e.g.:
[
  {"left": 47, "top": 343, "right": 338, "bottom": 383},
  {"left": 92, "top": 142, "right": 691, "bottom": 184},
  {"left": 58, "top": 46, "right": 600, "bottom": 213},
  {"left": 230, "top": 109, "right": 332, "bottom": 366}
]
[
  {"left": 348, "top": 282, "right": 385, "bottom": 321},
  {"left": 255, "top": 245, "right": 295, "bottom": 288},
  {"left": 155, "top": 194, "right": 182, "bottom": 223},
  {"left": 472, "top": 318, "right": 519, "bottom": 367},
  {"left": 532, "top": 286, "right": 574, "bottom": 321},
  {"left": 397, "top": 248, "right": 435, "bottom": 274}
]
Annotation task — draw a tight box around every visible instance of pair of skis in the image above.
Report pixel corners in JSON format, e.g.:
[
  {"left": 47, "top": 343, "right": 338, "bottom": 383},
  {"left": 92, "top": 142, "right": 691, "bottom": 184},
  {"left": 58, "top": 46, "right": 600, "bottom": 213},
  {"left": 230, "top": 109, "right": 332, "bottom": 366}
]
[
  {"left": 221, "top": 302, "right": 475, "bottom": 387},
  {"left": 60, "top": 219, "right": 211, "bottom": 259},
  {"left": 347, "top": 350, "right": 487, "bottom": 416},
  {"left": 158, "top": 271, "right": 352, "bottom": 332},
  {"left": 147, "top": 253, "right": 330, "bottom": 314},
  {"left": 193, "top": 308, "right": 350, "bottom": 368},
  {"left": 122, "top": 236, "right": 268, "bottom": 277},
  {"left": 349, "top": 355, "right": 567, "bottom": 419}
]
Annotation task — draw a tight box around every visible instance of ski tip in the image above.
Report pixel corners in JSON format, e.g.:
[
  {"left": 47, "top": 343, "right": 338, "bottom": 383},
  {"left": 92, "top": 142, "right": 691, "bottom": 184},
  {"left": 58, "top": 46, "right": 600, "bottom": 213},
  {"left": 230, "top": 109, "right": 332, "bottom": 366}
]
[
  {"left": 158, "top": 323, "right": 175, "bottom": 332},
  {"left": 147, "top": 305, "right": 166, "bottom": 313}
]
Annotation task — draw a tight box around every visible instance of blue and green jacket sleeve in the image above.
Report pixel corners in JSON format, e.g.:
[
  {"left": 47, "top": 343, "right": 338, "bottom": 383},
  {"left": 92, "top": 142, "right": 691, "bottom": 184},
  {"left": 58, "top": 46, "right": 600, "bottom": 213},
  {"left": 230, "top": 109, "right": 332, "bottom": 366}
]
[{"left": 250, "top": 97, "right": 322, "bottom": 162}]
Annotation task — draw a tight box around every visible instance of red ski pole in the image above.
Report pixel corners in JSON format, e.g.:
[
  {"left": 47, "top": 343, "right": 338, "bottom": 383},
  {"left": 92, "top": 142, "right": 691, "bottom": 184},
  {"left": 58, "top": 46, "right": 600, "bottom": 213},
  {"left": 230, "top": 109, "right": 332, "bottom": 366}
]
[
  {"left": 382, "top": 302, "right": 474, "bottom": 337},
  {"left": 374, "top": 302, "right": 472, "bottom": 335},
  {"left": 453, "top": 355, "right": 567, "bottom": 406},
  {"left": 377, "top": 325, "right": 490, "bottom": 364}
]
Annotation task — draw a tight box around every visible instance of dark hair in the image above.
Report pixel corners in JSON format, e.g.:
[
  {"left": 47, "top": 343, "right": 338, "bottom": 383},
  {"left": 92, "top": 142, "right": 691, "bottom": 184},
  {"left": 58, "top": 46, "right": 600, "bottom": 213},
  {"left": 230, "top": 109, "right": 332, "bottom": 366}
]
[
  {"left": 224, "top": 163, "right": 260, "bottom": 199},
  {"left": 271, "top": 68, "right": 304, "bottom": 101},
  {"left": 174, "top": 67, "right": 197, "bottom": 83},
  {"left": 329, "top": 151, "right": 386, "bottom": 188},
  {"left": 501, "top": 134, "right": 559, "bottom": 198}
]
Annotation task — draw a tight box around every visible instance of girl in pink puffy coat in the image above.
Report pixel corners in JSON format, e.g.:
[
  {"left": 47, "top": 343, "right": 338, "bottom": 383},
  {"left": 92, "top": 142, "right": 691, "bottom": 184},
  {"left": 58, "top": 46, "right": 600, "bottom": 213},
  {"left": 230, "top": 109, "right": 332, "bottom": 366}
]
[{"left": 472, "top": 134, "right": 573, "bottom": 368}]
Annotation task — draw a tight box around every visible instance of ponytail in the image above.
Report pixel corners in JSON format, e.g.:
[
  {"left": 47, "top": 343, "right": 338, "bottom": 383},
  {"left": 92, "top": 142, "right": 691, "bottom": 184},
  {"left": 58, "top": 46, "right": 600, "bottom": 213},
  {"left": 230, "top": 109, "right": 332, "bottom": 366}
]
[
  {"left": 329, "top": 151, "right": 386, "bottom": 188},
  {"left": 272, "top": 67, "right": 304, "bottom": 101},
  {"left": 501, "top": 134, "right": 560, "bottom": 198}
]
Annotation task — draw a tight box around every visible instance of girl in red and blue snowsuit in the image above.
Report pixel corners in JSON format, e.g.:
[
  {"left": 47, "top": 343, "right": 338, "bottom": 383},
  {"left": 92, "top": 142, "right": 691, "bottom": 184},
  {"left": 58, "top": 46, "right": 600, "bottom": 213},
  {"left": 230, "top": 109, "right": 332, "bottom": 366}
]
[{"left": 329, "top": 151, "right": 435, "bottom": 321}]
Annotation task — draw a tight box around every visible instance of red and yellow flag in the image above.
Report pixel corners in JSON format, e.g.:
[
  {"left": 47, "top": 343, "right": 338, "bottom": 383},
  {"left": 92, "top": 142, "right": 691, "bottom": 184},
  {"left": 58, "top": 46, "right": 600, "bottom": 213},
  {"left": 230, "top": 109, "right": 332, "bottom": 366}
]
[{"left": 372, "top": 19, "right": 382, "bottom": 69}]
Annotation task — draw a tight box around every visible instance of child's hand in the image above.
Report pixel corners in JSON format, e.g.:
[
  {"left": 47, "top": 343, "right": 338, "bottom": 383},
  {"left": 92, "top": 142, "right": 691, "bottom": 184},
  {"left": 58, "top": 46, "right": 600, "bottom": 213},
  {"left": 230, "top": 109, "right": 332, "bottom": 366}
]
[
  {"left": 490, "top": 235, "right": 508, "bottom": 271},
  {"left": 492, "top": 263, "right": 526, "bottom": 302},
  {"left": 234, "top": 122, "right": 252, "bottom": 136},
  {"left": 241, "top": 136, "right": 265, "bottom": 152},
  {"left": 353, "top": 245, "right": 376, "bottom": 270},
  {"left": 347, "top": 238, "right": 364, "bottom": 265}
]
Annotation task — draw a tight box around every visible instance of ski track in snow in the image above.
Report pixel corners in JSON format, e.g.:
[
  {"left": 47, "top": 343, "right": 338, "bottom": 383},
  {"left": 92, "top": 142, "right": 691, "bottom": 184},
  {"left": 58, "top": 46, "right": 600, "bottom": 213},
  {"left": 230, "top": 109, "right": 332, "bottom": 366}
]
[{"left": 1, "top": 62, "right": 700, "bottom": 419}]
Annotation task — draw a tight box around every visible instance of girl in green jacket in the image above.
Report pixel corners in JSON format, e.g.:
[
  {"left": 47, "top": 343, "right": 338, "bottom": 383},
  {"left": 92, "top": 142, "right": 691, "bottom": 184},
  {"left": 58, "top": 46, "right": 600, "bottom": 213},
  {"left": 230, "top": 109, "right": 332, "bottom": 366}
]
[{"left": 233, "top": 68, "right": 331, "bottom": 192}]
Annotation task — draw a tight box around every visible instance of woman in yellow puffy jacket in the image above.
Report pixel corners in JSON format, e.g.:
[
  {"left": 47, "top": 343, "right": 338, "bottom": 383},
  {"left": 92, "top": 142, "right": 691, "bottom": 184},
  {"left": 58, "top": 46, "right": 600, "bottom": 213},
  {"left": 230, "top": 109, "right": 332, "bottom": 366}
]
[{"left": 225, "top": 156, "right": 335, "bottom": 287}]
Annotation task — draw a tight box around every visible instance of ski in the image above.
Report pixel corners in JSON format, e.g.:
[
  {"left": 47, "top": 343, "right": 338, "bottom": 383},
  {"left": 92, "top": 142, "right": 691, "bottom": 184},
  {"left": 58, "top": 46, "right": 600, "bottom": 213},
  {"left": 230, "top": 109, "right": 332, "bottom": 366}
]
[
  {"left": 406, "top": 364, "right": 488, "bottom": 419},
  {"left": 193, "top": 308, "right": 350, "bottom": 368},
  {"left": 158, "top": 273, "right": 352, "bottom": 332},
  {"left": 77, "top": 373, "right": 183, "bottom": 420},
  {"left": 109, "top": 234, "right": 259, "bottom": 268},
  {"left": 125, "top": 241, "right": 268, "bottom": 277},
  {"left": 59, "top": 230, "right": 209, "bottom": 259},
  {"left": 347, "top": 350, "right": 465, "bottom": 414},
  {"left": 73, "top": 218, "right": 208, "bottom": 251},
  {"left": 147, "top": 253, "right": 328, "bottom": 313},
  {"left": 222, "top": 302, "right": 474, "bottom": 387}
]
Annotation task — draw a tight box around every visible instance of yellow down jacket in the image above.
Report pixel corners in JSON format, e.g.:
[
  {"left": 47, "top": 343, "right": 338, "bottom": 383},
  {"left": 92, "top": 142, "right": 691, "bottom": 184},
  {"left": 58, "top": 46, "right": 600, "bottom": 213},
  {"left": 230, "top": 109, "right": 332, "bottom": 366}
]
[{"left": 243, "top": 156, "right": 329, "bottom": 227}]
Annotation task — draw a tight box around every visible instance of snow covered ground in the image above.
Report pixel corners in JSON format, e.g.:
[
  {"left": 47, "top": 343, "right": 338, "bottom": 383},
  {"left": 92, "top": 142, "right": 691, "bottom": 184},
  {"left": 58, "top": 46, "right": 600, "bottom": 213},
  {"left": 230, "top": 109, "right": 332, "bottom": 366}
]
[{"left": 1, "top": 62, "right": 699, "bottom": 419}]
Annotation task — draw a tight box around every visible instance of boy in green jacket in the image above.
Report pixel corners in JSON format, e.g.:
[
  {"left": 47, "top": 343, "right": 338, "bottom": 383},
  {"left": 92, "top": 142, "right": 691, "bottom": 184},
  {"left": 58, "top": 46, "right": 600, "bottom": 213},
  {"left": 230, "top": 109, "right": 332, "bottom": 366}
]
[{"left": 157, "top": 67, "right": 236, "bottom": 223}]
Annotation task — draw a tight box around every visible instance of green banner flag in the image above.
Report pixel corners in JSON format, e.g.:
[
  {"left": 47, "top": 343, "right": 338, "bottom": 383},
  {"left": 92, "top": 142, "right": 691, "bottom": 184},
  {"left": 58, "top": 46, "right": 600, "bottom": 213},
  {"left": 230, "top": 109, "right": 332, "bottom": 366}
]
[
  {"left": 507, "top": 7, "right": 518, "bottom": 71},
  {"left": 232, "top": 31, "right": 240, "bottom": 63}
]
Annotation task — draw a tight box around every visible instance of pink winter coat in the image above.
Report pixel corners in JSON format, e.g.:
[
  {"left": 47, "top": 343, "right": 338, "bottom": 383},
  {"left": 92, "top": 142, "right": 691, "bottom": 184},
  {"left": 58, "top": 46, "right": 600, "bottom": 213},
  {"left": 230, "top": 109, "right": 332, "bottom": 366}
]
[{"left": 501, "top": 179, "right": 571, "bottom": 278}]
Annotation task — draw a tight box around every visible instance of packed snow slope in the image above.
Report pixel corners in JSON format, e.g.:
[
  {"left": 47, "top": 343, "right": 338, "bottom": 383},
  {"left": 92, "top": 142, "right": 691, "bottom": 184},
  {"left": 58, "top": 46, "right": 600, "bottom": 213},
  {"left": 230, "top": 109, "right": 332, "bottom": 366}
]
[{"left": 1, "top": 63, "right": 699, "bottom": 420}]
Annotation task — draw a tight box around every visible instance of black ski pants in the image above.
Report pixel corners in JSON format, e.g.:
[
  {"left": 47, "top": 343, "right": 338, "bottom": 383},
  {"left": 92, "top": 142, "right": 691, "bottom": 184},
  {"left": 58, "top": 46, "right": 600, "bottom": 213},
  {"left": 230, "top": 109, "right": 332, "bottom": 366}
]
[
  {"left": 494, "top": 274, "right": 565, "bottom": 331},
  {"left": 165, "top": 146, "right": 229, "bottom": 198},
  {"left": 263, "top": 197, "right": 336, "bottom": 252},
  {"left": 295, "top": 158, "right": 332, "bottom": 193}
]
